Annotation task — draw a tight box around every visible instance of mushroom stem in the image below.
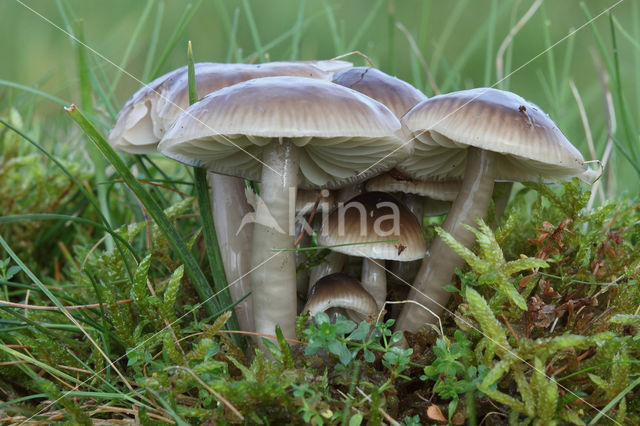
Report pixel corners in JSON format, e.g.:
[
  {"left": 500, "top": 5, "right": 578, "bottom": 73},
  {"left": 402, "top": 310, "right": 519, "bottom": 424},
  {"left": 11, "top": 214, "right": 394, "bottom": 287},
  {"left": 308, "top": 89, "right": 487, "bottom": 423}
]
[
  {"left": 210, "top": 173, "right": 254, "bottom": 333},
  {"left": 361, "top": 258, "right": 387, "bottom": 310},
  {"left": 396, "top": 147, "right": 497, "bottom": 334},
  {"left": 251, "top": 140, "right": 300, "bottom": 341}
]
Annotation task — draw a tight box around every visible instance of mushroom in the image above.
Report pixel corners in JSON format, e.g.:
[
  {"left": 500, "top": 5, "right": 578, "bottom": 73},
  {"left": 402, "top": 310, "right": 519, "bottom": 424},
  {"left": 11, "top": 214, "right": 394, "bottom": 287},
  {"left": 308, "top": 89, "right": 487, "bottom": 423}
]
[
  {"left": 317, "top": 192, "right": 426, "bottom": 309},
  {"left": 305, "top": 66, "right": 429, "bottom": 290},
  {"left": 332, "top": 67, "right": 427, "bottom": 118},
  {"left": 365, "top": 170, "right": 462, "bottom": 286},
  {"left": 303, "top": 273, "right": 378, "bottom": 324},
  {"left": 109, "top": 60, "right": 352, "bottom": 153},
  {"left": 394, "top": 88, "right": 592, "bottom": 335},
  {"left": 158, "top": 76, "right": 410, "bottom": 340},
  {"left": 108, "top": 60, "right": 351, "bottom": 333}
]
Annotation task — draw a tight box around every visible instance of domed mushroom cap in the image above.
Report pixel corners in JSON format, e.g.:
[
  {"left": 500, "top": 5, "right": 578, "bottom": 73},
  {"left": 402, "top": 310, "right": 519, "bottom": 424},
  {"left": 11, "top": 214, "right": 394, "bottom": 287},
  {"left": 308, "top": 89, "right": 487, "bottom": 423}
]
[
  {"left": 303, "top": 273, "right": 378, "bottom": 320},
  {"left": 317, "top": 192, "right": 426, "bottom": 261},
  {"left": 158, "top": 76, "right": 411, "bottom": 188},
  {"left": 332, "top": 67, "right": 427, "bottom": 118},
  {"left": 108, "top": 60, "right": 353, "bottom": 154},
  {"left": 399, "top": 88, "right": 588, "bottom": 182},
  {"left": 366, "top": 170, "right": 461, "bottom": 201}
]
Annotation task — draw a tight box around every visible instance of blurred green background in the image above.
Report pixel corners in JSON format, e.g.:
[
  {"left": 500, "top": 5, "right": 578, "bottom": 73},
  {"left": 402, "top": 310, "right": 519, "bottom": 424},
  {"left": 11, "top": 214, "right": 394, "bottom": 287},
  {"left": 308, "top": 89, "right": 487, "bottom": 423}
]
[{"left": 1, "top": 0, "right": 638, "bottom": 196}]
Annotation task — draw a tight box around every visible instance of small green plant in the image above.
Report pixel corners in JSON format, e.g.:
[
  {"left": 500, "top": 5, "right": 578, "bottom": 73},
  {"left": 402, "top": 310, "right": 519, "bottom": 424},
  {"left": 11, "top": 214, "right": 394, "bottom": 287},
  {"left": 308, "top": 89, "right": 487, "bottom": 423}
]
[
  {"left": 304, "top": 313, "right": 412, "bottom": 376},
  {"left": 437, "top": 217, "right": 549, "bottom": 310},
  {"left": 421, "top": 330, "right": 488, "bottom": 421}
]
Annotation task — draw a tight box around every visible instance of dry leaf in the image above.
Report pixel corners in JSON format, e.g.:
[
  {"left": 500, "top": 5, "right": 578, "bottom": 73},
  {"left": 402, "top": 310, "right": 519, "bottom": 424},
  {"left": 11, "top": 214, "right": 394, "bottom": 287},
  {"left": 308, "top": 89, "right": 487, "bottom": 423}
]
[{"left": 427, "top": 404, "right": 447, "bottom": 422}]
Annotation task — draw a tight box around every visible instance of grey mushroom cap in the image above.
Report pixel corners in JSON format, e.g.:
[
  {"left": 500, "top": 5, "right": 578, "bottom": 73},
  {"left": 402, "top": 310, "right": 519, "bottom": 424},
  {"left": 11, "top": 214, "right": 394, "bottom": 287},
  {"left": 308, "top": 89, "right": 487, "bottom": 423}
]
[
  {"left": 317, "top": 192, "right": 426, "bottom": 261},
  {"left": 303, "top": 273, "right": 378, "bottom": 320},
  {"left": 332, "top": 67, "right": 427, "bottom": 118},
  {"left": 157, "top": 76, "right": 411, "bottom": 189},
  {"left": 399, "top": 87, "right": 589, "bottom": 182},
  {"left": 108, "top": 60, "right": 353, "bottom": 154}
]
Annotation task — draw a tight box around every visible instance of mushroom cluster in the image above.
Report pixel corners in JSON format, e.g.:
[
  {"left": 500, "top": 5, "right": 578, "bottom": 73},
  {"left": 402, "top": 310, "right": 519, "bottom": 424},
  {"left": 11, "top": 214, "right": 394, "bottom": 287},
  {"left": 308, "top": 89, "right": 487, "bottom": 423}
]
[{"left": 108, "top": 61, "right": 594, "bottom": 345}]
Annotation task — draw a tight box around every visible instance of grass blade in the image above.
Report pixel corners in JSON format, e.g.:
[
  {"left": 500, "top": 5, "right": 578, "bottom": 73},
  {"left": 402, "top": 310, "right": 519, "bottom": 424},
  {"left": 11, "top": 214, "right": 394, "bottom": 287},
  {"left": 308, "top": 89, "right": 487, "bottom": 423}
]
[
  {"left": 0, "top": 344, "right": 82, "bottom": 386},
  {"left": 108, "top": 0, "right": 154, "bottom": 95},
  {"left": 213, "top": 0, "right": 232, "bottom": 36},
  {"left": 142, "top": 1, "right": 165, "bottom": 83},
  {"left": 0, "top": 235, "right": 144, "bottom": 399},
  {"left": 589, "top": 376, "right": 640, "bottom": 425},
  {"left": 0, "top": 214, "right": 136, "bottom": 256},
  {"left": 290, "top": 0, "right": 306, "bottom": 60},
  {"left": 609, "top": 13, "right": 639, "bottom": 167},
  {"left": 540, "top": 4, "right": 559, "bottom": 117},
  {"left": 484, "top": 0, "right": 498, "bottom": 85},
  {"left": 0, "top": 81, "right": 108, "bottom": 129},
  {"left": 87, "top": 55, "right": 118, "bottom": 120},
  {"left": 242, "top": 0, "right": 264, "bottom": 62},
  {"left": 387, "top": 0, "right": 396, "bottom": 74},
  {"left": 149, "top": 0, "right": 203, "bottom": 79},
  {"left": 226, "top": 7, "right": 241, "bottom": 63},
  {"left": 346, "top": 0, "right": 384, "bottom": 52},
  {"left": 72, "top": 19, "right": 114, "bottom": 251},
  {"left": 146, "top": 388, "right": 190, "bottom": 426},
  {"left": 65, "top": 105, "right": 222, "bottom": 317},
  {"left": 242, "top": 12, "right": 320, "bottom": 63},
  {"left": 322, "top": 0, "right": 344, "bottom": 54},
  {"left": 187, "top": 43, "right": 239, "bottom": 335}
]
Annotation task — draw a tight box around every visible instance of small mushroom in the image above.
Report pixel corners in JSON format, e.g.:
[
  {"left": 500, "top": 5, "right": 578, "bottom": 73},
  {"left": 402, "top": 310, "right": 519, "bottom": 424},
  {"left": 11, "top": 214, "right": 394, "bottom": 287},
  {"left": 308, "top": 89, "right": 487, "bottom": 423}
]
[
  {"left": 303, "top": 273, "right": 378, "bottom": 323},
  {"left": 395, "top": 88, "right": 593, "bottom": 335},
  {"left": 365, "top": 170, "right": 462, "bottom": 286},
  {"left": 317, "top": 192, "right": 426, "bottom": 309}
]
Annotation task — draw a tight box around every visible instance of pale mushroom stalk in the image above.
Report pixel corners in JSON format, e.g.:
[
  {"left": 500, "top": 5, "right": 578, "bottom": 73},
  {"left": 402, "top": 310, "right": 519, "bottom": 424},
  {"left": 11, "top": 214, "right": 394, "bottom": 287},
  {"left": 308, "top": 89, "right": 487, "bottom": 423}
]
[
  {"left": 361, "top": 258, "right": 387, "bottom": 309},
  {"left": 210, "top": 173, "right": 254, "bottom": 332},
  {"left": 395, "top": 147, "right": 497, "bottom": 332},
  {"left": 251, "top": 140, "right": 300, "bottom": 340}
]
